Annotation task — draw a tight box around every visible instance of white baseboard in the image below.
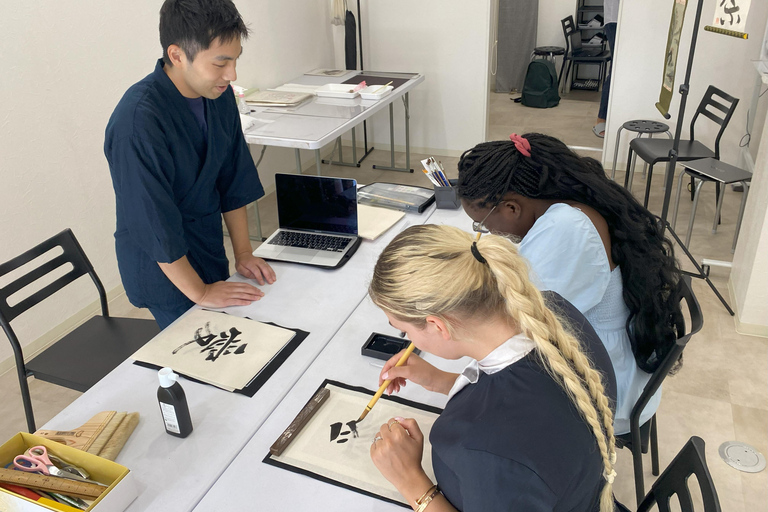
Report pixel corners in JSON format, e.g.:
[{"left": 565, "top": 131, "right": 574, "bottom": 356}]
[
  {"left": 0, "top": 285, "right": 129, "bottom": 377},
  {"left": 727, "top": 278, "right": 768, "bottom": 338}
]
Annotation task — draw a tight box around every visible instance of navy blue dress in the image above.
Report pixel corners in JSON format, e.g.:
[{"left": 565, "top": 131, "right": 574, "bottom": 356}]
[
  {"left": 430, "top": 292, "right": 617, "bottom": 512},
  {"left": 104, "top": 60, "right": 264, "bottom": 326}
]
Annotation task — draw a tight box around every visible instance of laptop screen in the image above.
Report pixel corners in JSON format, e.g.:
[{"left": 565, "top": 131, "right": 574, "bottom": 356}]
[{"left": 275, "top": 174, "right": 358, "bottom": 235}]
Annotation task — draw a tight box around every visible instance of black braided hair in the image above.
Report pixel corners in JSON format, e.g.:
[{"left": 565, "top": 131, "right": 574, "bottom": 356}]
[{"left": 457, "top": 134, "right": 683, "bottom": 373}]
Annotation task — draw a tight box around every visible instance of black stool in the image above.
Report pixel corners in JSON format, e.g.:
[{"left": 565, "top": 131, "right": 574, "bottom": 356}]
[
  {"left": 530, "top": 46, "right": 564, "bottom": 64},
  {"left": 610, "top": 120, "right": 671, "bottom": 190}
]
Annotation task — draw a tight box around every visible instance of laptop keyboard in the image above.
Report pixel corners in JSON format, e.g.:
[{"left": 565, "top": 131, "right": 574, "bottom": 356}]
[{"left": 268, "top": 231, "right": 352, "bottom": 252}]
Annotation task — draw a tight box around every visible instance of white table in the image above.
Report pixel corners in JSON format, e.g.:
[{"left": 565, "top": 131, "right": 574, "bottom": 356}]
[
  {"left": 39, "top": 204, "right": 436, "bottom": 512},
  {"left": 244, "top": 71, "right": 425, "bottom": 175},
  {"left": 243, "top": 70, "right": 424, "bottom": 241},
  {"left": 193, "top": 207, "right": 474, "bottom": 511}
]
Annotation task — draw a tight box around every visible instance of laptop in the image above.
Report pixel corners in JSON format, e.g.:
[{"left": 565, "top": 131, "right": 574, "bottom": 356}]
[{"left": 252, "top": 173, "right": 362, "bottom": 269}]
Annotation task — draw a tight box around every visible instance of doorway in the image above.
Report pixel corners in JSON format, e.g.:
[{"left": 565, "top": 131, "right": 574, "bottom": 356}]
[{"left": 486, "top": 0, "right": 607, "bottom": 154}]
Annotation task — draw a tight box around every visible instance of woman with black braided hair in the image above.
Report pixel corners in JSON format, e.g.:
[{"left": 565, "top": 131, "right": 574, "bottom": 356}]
[{"left": 457, "top": 133, "right": 682, "bottom": 435}]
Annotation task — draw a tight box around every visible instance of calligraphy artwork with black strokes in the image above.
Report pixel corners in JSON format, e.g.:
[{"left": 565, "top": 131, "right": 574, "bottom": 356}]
[
  {"left": 173, "top": 323, "right": 248, "bottom": 362},
  {"left": 329, "top": 420, "right": 359, "bottom": 444},
  {"left": 132, "top": 309, "right": 295, "bottom": 391},
  {"left": 713, "top": 0, "right": 751, "bottom": 31},
  {"left": 267, "top": 383, "right": 439, "bottom": 506}
]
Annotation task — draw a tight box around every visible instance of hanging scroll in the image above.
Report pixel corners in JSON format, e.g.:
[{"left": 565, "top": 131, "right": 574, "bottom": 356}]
[{"left": 657, "top": 0, "right": 689, "bottom": 117}]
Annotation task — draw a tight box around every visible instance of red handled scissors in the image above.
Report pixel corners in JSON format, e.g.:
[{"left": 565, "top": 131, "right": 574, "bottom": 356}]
[{"left": 13, "top": 445, "right": 107, "bottom": 486}]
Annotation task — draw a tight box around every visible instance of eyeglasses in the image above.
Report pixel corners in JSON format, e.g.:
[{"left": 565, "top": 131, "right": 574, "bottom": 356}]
[{"left": 472, "top": 204, "right": 499, "bottom": 234}]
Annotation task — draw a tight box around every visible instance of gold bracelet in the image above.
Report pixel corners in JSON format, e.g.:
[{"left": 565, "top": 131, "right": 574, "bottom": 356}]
[{"left": 414, "top": 484, "right": 440, "bottom": 512}]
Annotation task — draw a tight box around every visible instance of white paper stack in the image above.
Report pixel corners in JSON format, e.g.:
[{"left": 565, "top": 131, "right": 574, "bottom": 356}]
[
  {"left": 245, "top": 90, "right": 312, "bottom": 107},
  {"left": 357, "top": 204, "right": 405, "bottom": 240}
]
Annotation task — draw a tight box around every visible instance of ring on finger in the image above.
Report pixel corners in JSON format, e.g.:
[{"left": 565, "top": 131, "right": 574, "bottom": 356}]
[
  {"left": 372, "top": 435, "right": 383, "bottom": 443},
  {"left": 388, "top": 420, "right": 400, "bottom": 429}
]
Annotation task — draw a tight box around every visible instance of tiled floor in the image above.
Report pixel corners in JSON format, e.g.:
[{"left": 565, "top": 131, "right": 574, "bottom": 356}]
[
  {"left": 488, "top": 90, "right": 604, "bottom": 148},
  {"left": 1, "top": 95, "right": 765, "bottom": 510}
]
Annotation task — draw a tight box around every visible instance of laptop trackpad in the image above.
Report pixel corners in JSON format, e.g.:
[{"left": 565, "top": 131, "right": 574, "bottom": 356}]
[{"left": 278, "top": 247, "right": 318, "bottom": 259}]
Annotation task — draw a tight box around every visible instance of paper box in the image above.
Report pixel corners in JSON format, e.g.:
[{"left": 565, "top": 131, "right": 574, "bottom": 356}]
[{"left": 0, "top": 433, "right": 137, "bottom": 512}]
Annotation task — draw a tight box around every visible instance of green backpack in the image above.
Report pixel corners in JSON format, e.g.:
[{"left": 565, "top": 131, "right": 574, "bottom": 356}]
[{"left": 520, "top": 59, "right": 560, "bottom": 109}]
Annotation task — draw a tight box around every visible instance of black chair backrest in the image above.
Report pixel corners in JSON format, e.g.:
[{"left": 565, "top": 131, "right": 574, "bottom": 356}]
[
  {"left": 637, "top": 436, "right": 721, "bottom": 512},
  {"left": 0, "top": 229, "right": 108, "bottom": 326},
  {"left": 690, "top": 86, "right": 739, "bottom": 160},
  {"left": 561, "top": 15, "right": 583, "bottom": 53},
  {"left": 629, "top": 275, "right": 702, "bottom": 430}
]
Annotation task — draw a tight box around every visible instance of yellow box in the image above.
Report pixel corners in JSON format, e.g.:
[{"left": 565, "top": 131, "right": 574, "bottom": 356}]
[{"left": 0, "top": 433, "right": 137, "bottom": 512}]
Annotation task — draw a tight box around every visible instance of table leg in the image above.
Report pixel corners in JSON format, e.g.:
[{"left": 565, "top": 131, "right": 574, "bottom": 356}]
[
  {"left": 404, "top": 93, "right": 411, "bottom": 173},
  {"left": 388, "top": 103, "right": 395, "bottom": 167},
  {"left": 322, "top": 127, "right": 371, "bottom": 168},
  {"left": 249, "top": 199, "right": 264, "bottom": 242},
  {"left": 733, "top": 181, "right": 749, "bottom": 253},
  {"left": 372, "top": 94, "right": 414, "bottom": 173},
  {"left": 685, "top": 179, "right": 704, "bottom": 247},
  {"left": 315, "top": 149, "right": 323, "bottom": 176},
  {"left": 610, "top": 126, "right": 623, "bottom": 180},
  {"left": 671, "top": 168, "right": 687, "bottom": 230},
  {"left": 712, "top": 182, "right": 726, "bottom": 234},
  {"left": 295, "top": 149, "right": 302, "bottom": 174}
]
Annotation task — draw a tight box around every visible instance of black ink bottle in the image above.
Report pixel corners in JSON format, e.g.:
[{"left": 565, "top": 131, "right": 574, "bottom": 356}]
[{"left": 157, "top": 367, "right": 193, "bottom": 438}]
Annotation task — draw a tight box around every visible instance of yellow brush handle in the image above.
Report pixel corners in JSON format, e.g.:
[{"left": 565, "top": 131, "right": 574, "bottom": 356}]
[{"left": 358, "top": 342, "right": 416, "bottom": 422}]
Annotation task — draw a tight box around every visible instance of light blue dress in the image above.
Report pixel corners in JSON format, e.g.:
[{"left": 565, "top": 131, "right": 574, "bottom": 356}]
[{"left": 518, "top": 203, "right": 660, "bottom": 435}]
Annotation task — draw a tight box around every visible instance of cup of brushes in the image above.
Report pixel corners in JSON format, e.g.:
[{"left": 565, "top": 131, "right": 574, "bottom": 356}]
[{"left": 422, "top": 157, "right": 460, "bottom": 210}]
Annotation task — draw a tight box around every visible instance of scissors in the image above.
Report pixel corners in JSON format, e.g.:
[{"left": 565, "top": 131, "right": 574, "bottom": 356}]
[{"left": 13, "top": 446, "right": 108, "bottom": 487}]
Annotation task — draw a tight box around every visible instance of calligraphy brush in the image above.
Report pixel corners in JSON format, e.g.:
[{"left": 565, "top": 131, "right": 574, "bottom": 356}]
[
  {"left": 371, "top": 81, "right": 393, "bottom": 94},
  {"left": 356, "top": 342, "right": 417, "bottom": 423}
]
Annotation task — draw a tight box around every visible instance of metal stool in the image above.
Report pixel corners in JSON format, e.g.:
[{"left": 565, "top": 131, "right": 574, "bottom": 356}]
[
  {"left": 671, "top": 158, "right": 752, "bottom": 253},
  {"left": 610, "top": 120, "right": 672, "bottom": 190},
  {"left": 530, "top": 46, "right": 564, "bottom": 64}
]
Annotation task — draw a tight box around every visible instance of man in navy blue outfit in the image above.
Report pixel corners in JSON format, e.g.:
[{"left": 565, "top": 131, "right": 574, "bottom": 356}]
[{"left": 105, "top": 0, "right": 275, "bottom": 328}]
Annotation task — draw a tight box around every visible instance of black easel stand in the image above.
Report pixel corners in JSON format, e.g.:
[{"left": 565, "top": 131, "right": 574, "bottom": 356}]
[{"left": 657, "top": 0, "right": 734, "bottom": 315}]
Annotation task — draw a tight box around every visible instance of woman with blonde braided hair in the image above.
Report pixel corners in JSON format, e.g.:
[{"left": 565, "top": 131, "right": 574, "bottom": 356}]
[{"left": 368, "top": 224, "right": 619, "bottom": 512}]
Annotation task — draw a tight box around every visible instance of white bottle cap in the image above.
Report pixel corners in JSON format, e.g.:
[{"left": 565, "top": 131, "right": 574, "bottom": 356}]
[{"left": 158, "top": 367, "right": 179, "bottom": 388}]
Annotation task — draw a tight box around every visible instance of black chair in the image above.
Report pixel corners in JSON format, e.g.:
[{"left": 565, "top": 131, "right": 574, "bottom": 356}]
[
  {"left": 615, "top": 275, "right": 704, "bottom": 505},
  {"left": 0, "top": 229, "right": 160, "bottom": 432},
  {"left": 625, "top": 86, "right": 739, "bottom": 208},
  {"left": 559, "top": 15, "right": 612, "bottom": 93}
]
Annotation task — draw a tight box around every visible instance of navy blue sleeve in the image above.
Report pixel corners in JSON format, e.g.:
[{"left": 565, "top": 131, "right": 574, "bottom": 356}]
[
  {"left": 109, "top": 135, "right": 188, "bottom": 263},
  {"left": 217, "top": 98, "right": 264, "bottom": 212},
  {"left": 454, "top": 450, "right": 557, "bottom": 512}
]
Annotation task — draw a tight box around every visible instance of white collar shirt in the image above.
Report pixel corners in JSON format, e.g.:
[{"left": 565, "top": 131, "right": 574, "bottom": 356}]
[{"left": 447, "top": 333, "right": 536, "bottom": 399}]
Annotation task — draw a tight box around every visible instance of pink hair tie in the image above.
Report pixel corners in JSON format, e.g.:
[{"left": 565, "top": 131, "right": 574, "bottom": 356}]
[{"left": 509, "top": 133, "right": 531, "bottom": 157}]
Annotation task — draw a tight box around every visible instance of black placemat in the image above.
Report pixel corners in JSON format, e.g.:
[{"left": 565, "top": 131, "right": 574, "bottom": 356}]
[
  {"left": 263, "top": 379, "right": 442, "bottom": 507},
  {"left": 341, "top": 75, "right": 411, "bottom": 90}
]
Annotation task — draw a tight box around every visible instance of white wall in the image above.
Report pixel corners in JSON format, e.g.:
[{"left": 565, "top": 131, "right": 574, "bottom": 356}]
[
  {"left": 731, "top": 113, "right": 768, "bottom": 333},
  {"left": 537, "top": 0, "right": 573, "bottom": 47},
  {"left": 0, "top": 1, "right": 335, "bottom": 366},
  {"left": 604, "top": 0, "right": 768, "bottom": 170},
  {"left": 335, "top": 0, "right": 492, "bottom": 155}
]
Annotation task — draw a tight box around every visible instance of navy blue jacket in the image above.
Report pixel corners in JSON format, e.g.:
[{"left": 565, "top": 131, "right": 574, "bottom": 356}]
[
  {"left": 430, "top": 292, "right": 617, "bottom": 512},
  {"left": 104, "top": 60, "right": 263, "bottom": 313}
]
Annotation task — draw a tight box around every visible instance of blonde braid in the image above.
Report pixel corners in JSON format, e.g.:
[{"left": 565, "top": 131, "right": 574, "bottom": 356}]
[
  {"left": 478, "top": 236, "right": 616, "bottom": 512},
  {"left": 369, "top": 225, "right": 616, "bottom": 512}
]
